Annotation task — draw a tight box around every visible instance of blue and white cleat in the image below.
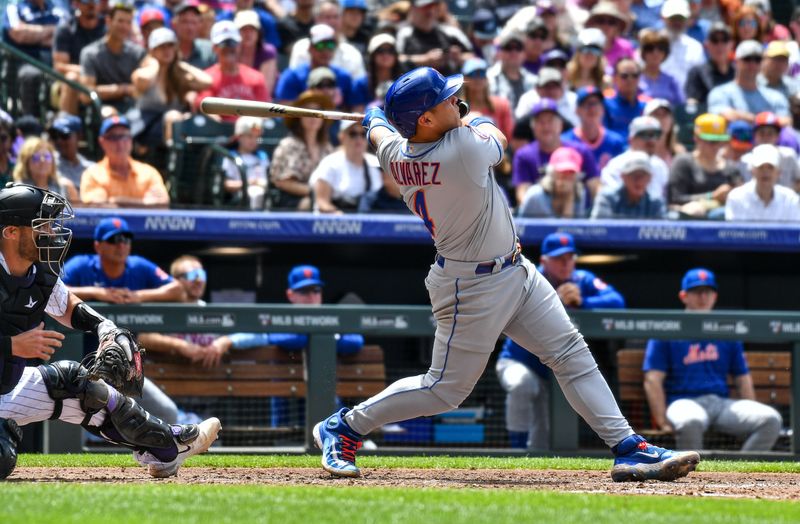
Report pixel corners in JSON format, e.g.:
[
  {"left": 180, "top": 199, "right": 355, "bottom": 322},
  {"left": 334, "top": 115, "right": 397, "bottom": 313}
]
[
  {"left": 611, "top": 434, "right": 700, "bottom": 482},
  {"left": 313, "top": 408, "right": 363, "bottom": 478}
]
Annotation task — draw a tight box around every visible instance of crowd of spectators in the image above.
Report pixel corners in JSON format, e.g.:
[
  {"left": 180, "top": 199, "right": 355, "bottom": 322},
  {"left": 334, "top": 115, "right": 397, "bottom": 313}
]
[{"left": 4, "top": 0, "right": 800, "bottom": 221}]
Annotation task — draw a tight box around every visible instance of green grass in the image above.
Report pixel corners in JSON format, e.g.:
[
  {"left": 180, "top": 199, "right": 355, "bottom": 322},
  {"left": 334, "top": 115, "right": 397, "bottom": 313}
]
[
  {"left": 2, "top": 484, "right": 799, "bottom": 524},
  {"left": 16, "top": 453, "right": 800, "bottom": 474}
]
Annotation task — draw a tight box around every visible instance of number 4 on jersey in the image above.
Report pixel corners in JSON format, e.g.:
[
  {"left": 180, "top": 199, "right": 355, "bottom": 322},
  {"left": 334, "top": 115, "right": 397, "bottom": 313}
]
[{"left": 413, "top": 189, "right": 435, "bottom": 238}]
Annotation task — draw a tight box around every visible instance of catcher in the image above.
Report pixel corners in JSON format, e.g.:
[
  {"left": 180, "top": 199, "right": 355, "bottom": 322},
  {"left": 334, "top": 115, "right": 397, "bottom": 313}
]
[{"left": 0, "top": 184, "right": 220, "bottom": 480}]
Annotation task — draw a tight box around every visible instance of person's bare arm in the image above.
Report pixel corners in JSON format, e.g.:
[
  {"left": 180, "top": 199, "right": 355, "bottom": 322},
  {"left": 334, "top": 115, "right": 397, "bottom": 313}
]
[
  {"left": 137, "top": 332, "right": 205, "bottom": 360},
  {"left": 66, "top": 285, "right": 129, "bottom": 303},
  {"left": 129, "top": 281, "right": 186, "bottom": 303},
  {"left": 643, "top": 370, "right": 674, "bottom": 432},
  {"left": 734, "top": 373, "right": 757, "bottom": 401},
  {"left": 8, "top": 22, "right": 55, "bottom": 46},
  {"left": 515, "top": 183, "right": 531, "bottom": 205},
  {"left": 53, "top": 51, "right": 80, "bottom": 75},
  {"left": 272, "top": 177, "right": 311, "bottom": 197},
  {"left": 81, "top": 74, "right": 134, "bottom": 101},
  {"left": 313, "top": 179, "right": 340, "bottom": 214},
  {"left": 131, "top": 56, "right": 159, "bottom": 95}
]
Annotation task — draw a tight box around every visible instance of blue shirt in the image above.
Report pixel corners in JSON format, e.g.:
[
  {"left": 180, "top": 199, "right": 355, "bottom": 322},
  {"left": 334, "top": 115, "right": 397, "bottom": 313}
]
[
  {"left": 707, "top": 81, "right": 790, "bottom": 118},
  {"left": 639, "top": 71, "right": 685, "bottom": 106},
  {"left": 3, "top": 0, "right": 67, "bottom": 64},
  {"left": 643, "top": 339, "right": 749, "bottom": 404},
  {"left": 62, "top": 254, "right": 173, "bottom": 290},
  {"left": 227, "top": 332, "right": 363, "bottom": 355},
  {"left": 603, "top": 92, "right": 647, "bottom": 136},
  {"left": 274, "top": 63, "right": 359, "bottom": 106},
  {"left": 561, "top": 128, "right": 627, "bottom": 170},
  {"left": 591, "top": 186, "right": 666, "bottom": 219}
]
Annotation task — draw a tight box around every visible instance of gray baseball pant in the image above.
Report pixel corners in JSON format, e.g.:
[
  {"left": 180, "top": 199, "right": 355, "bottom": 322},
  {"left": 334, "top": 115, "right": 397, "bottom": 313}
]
[
  {"left": 345, "top": 256, "right": 634, "bottom": 448},
  {"left": 496, "top": 357, "right": 550, "bottom": 449},
  {"left": 666, "top": 394, "right": 782, "bottom": 451}
]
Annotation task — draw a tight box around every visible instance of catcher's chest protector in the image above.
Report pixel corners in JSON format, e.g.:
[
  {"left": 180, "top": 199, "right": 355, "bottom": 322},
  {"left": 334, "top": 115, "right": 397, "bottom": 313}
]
[{"left": 0, "top": 263, "right": 57, "bottom": 394}]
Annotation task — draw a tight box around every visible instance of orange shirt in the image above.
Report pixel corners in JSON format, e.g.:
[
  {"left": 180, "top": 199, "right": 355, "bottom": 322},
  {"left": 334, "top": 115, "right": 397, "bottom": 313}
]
[{"left": 80, "top": 158, "right": 169, "bottom": 205}]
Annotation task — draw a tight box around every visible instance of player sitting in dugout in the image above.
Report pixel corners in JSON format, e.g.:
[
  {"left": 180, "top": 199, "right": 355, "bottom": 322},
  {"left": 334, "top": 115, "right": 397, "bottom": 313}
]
[{"left": 497, "top": 232, "right": 625, "bottom": 450}]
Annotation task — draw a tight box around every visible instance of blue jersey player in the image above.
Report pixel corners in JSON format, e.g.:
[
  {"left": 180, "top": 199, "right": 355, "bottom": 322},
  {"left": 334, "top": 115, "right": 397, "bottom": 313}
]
[
  {"left": 498, "top": 232, "right": 625, "bottom": 449},
  {"left": 643, "top": 268, "right": 782, "bottom": 451}
]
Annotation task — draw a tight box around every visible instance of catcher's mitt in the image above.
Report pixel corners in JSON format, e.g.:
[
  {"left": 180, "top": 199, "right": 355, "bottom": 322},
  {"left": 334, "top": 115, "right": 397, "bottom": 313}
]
[{"left": 85, "top": 327, "right": 145, "bottom": 397}]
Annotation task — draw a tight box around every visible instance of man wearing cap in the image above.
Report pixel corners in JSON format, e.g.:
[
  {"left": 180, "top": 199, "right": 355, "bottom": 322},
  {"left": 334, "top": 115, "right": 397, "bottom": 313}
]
[
  {"left": 338, "top": 0, "right": 372, "bottom": 56},
  {"left": 684, "top": 22, "right": 735, "bottom": 106},
  {"left": 708, "top": 40, "right": 791, "bottom": 127},
  {"left": 468, "top": 8, "right": 499, "bottom": 63},
  {"left": 49, "top": 115, "right": 95, "bottom": 192},
  {"left": 514, "top": 66, "right": 578, "bottom": 128},
  {"left": 138, "top": 7, "right": 165, "bottom": 47},
  {"left": 172, "top": 1, "right": 215, "bottom": 70},
  {"left": 659, "top": 0, "right": 705, "bottom": 90},
  {"left": 52, "top": 0, "right": 106, "bottom": 116},
  {"left": 521, "top": 17, "right": 548, "bottom": 76},
  {"left": 512, "top": 99, "right": 600, "bottom": 205},
  {"left": 288, "top": 0, "right": 365, "bottom": 80},
  {"left": 601, "top": 116, "right": 669, "bottom": 200},
  {"left": 758, "top": 41, "right": 800, "bottom": 100},
  {"left": 644, "top": 268, "right": 783, "bottom": 451},
  {"left": 195, "top": 20, "right": 268, "bottom": 122},
  {"left": 562, "top": 86, "right": 627, "bottom": 170},
  {"left": 742, "top": 112, "right": 800, "bottom": 191},
  {"left": 592, "top": 150, "right": 666, "bottom": 218},
  {"left": 726, "top": 144, "right": 800, "bottom": 221},
  {"left": 604, "top": 58, "right": 647, "bottom": 137},
  {"left": 497, "top": 232, "right": 625, "bottom": 450},
  {"left": 723, "top": 120, "right": 755, "bottom": 178},
  {"left": 276, "top": 0, "right": 314, "bottom": 55},
  {"left": 216, "top": 0, "right": 281, "bottom": 49},
  {"left": 274, "top": 23, "right": 358, "bottom": 108},
  {"left": 395, "top": 0, "right": 472, "bottom": 77},
  {"left": 80, "top": 116, "right": 170, "bottom": 206},
  {"left": 62, "top": 217, "right": 186, "bottom": 424},
  {"left": 488, "top": 31, "right": 537, "bottom": 112},
  {"left": 79, "top": 1, "right": 145, "bottom": 114}
]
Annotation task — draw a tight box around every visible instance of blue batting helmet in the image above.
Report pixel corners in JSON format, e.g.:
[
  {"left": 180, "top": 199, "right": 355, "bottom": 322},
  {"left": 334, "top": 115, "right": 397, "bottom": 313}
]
[{"left": 384, "top": 67, "right": 464, "bottom": 138}]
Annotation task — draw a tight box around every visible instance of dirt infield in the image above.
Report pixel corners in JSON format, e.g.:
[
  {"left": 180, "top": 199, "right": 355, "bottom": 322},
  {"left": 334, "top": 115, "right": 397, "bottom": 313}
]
[{"left": 9, "top": 467, "right": 800, "bottom": 499}]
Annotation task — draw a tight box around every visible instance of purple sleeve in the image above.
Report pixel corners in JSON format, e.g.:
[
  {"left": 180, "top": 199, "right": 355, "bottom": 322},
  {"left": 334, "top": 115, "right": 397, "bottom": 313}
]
[
  {"left": 512, "top": 146, "right": 537, "bottom": 187},
  {"left": 578, "top": 142, "right": 599, "bottom": 180}
]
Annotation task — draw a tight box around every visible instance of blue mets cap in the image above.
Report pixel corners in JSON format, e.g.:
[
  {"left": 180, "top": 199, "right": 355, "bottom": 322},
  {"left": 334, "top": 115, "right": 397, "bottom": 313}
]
[
  {"left": 288, "top": 264, "right": 324, "bottom": 290},
  {"left": 99, "top": 116, "right": 131, "bottom": 136},
  {"left": 541, "top": 232, "right": 577, "bottom": 257},
  {"left": 576, "top": 86, "right": 604, "bottom": 106},
  {"left": 94, "top": 217, "right": 133, "bottom": 241},
  {"left": 50, "top": 114, "right": 82, "bottom": 135},
  {"left": 682, "top": 268, "right": 717, "bottom": 291}
]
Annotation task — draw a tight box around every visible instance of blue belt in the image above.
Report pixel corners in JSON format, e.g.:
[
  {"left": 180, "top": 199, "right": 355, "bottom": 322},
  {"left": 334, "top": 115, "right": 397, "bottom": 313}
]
[{"left": 436, "top": 250, "right": 519, "bottom": 275}]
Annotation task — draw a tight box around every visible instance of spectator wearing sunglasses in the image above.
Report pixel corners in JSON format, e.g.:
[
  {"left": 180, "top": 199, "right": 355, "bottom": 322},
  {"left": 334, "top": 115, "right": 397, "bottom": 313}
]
[
  {"left": 234, "top": 10, "right": 279, "bottom": 98},
  {"left": 488, "top": 31, "right": 537, "bottom": 112},
  {"left": 637, "top": 28, "right": 684, "bottom": 106},
  {"left": 592, "top": 151, "right": 666, "bottom": 219},
  {"left": 758, "top": 41, "right": 800, "bottom": 101},
  {"left": 585, "top": 1, "right": 634, "bottom": 74},
  {"left": 658, "top": 0, "right": 705, "bottom": 92},
  {"left": 275, "top": 24, "right": 359, "bottom": 109},
  {"left": 601, "top": 116, "right": 670, "bottom": 201},
  {"left": 644, "top": 98, "right": 686, "bottom": 168},
  {"left": 562, "top": 87, "right": 626, "bottom": 170},
  {"left": 80, "top": 116, "right": 170, "bottom": 207},
  {"left": 12, "top": 136, "right": 78, "bottom": 203},
  {"left": 0, "top": 120, "right": 13, "bottom": 186},
  {"left": 603, "top": 58, "right": 647, "bottom": 137},
  {"left": 565, "top": 28, "right": 610, "bottom": 92},
  {"left": 353, "top": 34, "right": 401, "bottom": 107},
  {"left": 708, "top": 40, "right": 791, "bottom": 128},
  {"left": 684, "top": 22, "right": 736, "bottom": 106},
  {"left": 731, "top": 7, "right": 762, "bottom": 46},
  {"left": 48, "top": 115, "right": 94, "bottom": 193},
  {"left": 520, "top": 17, "right": 549, "bottom": 76},
  {"left": 461, "top": 58, "right": 514, "bottom": 140},
  {"left": 515, "top": 67, "right": 579, "bottom": 128},
  {"left": 62, "top": 217, "right": 186, "bottom": 424}
]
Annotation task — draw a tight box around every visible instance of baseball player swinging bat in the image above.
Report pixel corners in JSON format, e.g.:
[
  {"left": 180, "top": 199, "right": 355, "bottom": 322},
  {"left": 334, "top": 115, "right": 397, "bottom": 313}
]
[{"left": 200, "top": 97, "right": 365, "bottom": 121}]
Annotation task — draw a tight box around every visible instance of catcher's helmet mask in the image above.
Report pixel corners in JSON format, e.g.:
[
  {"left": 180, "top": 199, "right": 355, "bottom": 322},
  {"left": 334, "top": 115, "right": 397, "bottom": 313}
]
[
  {"left": 0, "top": 183, "right": 74, "bottom": 276},
  {"left": 385, "top": 67, "right": 464, "bottom": 138}
]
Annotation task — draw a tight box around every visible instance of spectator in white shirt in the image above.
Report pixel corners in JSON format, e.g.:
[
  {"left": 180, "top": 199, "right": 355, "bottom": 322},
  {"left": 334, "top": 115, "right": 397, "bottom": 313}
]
[
  {"left": 726, "top": 144, "right": 800, "bottom": 221},
  {"left": 659, "top": 0, "right": 705, "bottom": 90},
  {"left": 741, "top": 112, "right": 800, "bottom": 191}
]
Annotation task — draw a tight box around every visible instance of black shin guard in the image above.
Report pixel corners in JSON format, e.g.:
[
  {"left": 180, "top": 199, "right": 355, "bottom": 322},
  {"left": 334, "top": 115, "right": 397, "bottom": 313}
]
[
  {"left": 107, "top": 397, "right": 179, "bottom": 451},
  {"left": 38, "top": 361, "right": 110, "bottom": 417}
]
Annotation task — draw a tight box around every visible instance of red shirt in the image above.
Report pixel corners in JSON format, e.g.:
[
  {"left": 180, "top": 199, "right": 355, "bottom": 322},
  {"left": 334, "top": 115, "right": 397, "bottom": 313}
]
[{"left": 196, "top": 64, "right": 269, "bottom": 121}]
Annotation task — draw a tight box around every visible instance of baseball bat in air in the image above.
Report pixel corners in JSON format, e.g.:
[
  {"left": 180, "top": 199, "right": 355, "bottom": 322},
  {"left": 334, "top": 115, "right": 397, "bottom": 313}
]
[{"left": 200, "top": 97, "right": 365, "bottom": 122}]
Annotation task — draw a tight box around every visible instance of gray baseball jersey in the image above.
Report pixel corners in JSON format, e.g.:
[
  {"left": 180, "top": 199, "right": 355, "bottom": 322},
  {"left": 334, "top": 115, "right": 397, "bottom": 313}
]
[{"left": 377, "top": 126, "right": 516, "bottom": 262}]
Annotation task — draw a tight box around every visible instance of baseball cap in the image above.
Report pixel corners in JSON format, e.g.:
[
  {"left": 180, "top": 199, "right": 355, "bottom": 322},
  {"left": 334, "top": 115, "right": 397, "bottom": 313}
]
[
  {"left": 754, "top": 111, "right": 782, "bottom": 129},
  {"left": 341, "top": 0, "right": 367, "bottom": 10},
  {"left": 537, "top": 67, "right": 562, "bottom": 87},
  {"left": 139, "top": 7, "right": 165, "bottom": 28},
  {"left": 735, "top": 40, "right": 763, "bottom": 60},
  {"left": 211, "top": 20, "right": 241, "bottom": 45},
  {"left": 707, "top": 21, "right": 732, "bottom": 38},
  {"left": 234, "top": 116, "right": 263, "bottom": 136},
  {"left": 412, "top": 0, "right": 438, "bottom": 7},
  {"left": 99, "top": 116, "right": 130, "bottom": 136},
  {"left": 310, "top": 24, "right": 336, "bottom": 45},
  {"left": 550, "top": 147, "right": 583, "bottom": 173},
  {"left": 234, "top": 9, "right": 261, "bottom": 30},
  {"left": 462, "top": 57, "right": 488, "bottom": 77},
  {"left": 94, "top": 217, "right": 133, "bottom": 242},
  {"left": 620, "top": 151, "right": 653, "bottom": 176},
  {"left": 644, "top": 98, "right": 671, "bottom": 117},
  {"left": 749, "top": 143, "right": 780, "bottom": 168},
  {"left": 525, "top": 17, "right": 547, "bottom": 35},
  {"left": 308, "top": 66, "right": 336, "bottom": 88},
  {"left": 148, "top": 27, "right": 177, "bottom": 50},
  {"left": 50, "top": 115, "right": 82, "bottom": 135},
  {"left": 530, "top": 98, "right": 559, "bottom": 118},
  {"left": 765, "top": 40, "right": 790, "bottom": 59},
  {"left": 543, "top": 49, "right": 569, "bottom": 66},
  {"left": 682, "top": 268, "right": 717, "bottom": 291},
  {"left": 661, "top": 0, "right": 690, "bottom": 18},
  {"left": 498, "top": 31, "right": 525, "bottom": 48},
  {"left": 694, "top": 113, "right": 729, "bottom": 141},
  {"left": 576, "top": 86, "right": 604, "bottom": 106},
  {"left": 288, "top": 264, "right": 324, "bottom": 290},
  {"left": 537, "top": 0, "right": 557, "bottom": 15},
  {"left": 729, "top": 120, "right": 754, "bottom": 151},
  {"left": 744, "top": 0, "right": 770, "bottom": 12},
  {"left": 173, "top": 0, "right": 200, "bottom": 15},
  {"left": 472, "top": 9, "right": 499, "bottom": 40},
  {"left": 577, "top": 28, "right": 606, "bottom": 49},
  {"left": 541, "top": 233, "right": 577, "bottom": 258},
  {"left": 628, "top": 116, "right": 661, "bottom": 139},
  {"left": 367, "top": 33, "right": 396, "bottom": 55}
]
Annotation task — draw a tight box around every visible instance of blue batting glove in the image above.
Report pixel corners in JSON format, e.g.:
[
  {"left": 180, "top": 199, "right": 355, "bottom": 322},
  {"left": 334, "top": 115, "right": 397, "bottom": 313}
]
[{"left": 362, "top": 107, "right": 388, "bottom": 130}]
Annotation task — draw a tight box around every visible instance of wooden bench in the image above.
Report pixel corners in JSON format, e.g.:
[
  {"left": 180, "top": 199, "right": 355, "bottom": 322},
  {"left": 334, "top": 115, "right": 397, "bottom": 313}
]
[
  {"left": 617, "top": 348, "right": 791, "bottom": 448},
  {"left": 144, "top": 345, "right": 386, "bottom": 442}
]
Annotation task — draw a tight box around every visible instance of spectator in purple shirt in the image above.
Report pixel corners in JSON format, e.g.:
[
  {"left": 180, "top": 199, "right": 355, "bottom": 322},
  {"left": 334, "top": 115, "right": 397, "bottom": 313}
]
[
  {"left": 512, "top": 99, "right": 600, "bottom": 205},
  {"left": 522, "top": 17, "right": 548, "bottom": 75},
  {"left": 638, "top": 29, "right": 685, "bottom": 106},
  {"left": 585, "top": 1, "right": 635, "bottom": 74}
]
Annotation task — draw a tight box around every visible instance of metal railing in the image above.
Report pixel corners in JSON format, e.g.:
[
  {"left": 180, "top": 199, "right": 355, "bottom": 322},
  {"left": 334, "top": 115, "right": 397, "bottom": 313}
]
[{"left": 45, "top": 305, "right": 800, "bottom": 457}]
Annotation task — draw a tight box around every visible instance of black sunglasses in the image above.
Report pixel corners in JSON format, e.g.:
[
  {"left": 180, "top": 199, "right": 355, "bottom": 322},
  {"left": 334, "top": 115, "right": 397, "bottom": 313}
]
[
  {"left": 105, "top": 234, "right": 132, "bottom": 245},
  {"left": 642, "top": 44, "right": 668, "bottom": 53},
  {"left": 741, "top": 56, "right": 763, "bottom": 63},
  {"left": 618, "top": 71, "right": 640, "bottom": 79},
  {"left": 502, "top": 43, "right": 524, "bottom": 52},
  {"left": 294, "top": 286, "right": 322, "bottom": 295},
  {"left": 314, "top": 80, "right": 337, "bottom": 89}
]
